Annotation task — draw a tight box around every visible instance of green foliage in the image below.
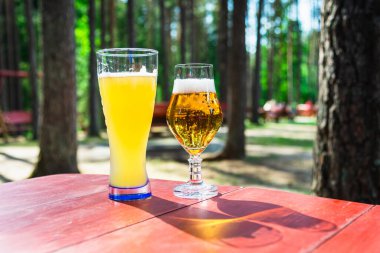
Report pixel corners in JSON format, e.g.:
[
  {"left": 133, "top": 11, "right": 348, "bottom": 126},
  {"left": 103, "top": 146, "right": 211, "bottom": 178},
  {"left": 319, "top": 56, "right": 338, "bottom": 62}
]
[
  {"left": 253, "top": 0, "right": 320, "bottom": 106},
  {"left": 8, "top": 0, "right": 321, "bottom": 130},
  {"left": 14, "top": 1, "right": 27, "bottom": 67},
  {"left": 115, "top": 1, "right": 126, "bottom": 47},
  {"left": 247, "top": 136, "right": 314, "bottom": 148},
  {"left": 74, "top": 0, "right": 90, "bottom": 128}
]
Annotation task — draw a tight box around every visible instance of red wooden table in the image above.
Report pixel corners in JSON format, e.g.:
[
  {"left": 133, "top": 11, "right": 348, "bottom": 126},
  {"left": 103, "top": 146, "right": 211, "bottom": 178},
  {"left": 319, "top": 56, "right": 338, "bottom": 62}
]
[{"left": 0, "top": 174, "right": 378, "bottom": 253}]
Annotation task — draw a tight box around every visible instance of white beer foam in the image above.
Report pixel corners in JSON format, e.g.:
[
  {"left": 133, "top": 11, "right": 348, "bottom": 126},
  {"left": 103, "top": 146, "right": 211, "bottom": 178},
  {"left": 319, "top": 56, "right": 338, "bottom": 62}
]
[
  {"left": 98, "top": 67, "right": 157, "bottom": 78},
  {"left": 172, "top": 78, "right": 216, "bottom": 94}
]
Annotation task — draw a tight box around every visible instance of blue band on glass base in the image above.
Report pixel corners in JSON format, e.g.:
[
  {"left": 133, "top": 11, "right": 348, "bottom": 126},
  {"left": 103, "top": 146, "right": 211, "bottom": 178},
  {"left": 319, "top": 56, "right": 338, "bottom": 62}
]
[
  {"left": 109, "top": 192, "right": 152, "bottom": 201},
  {"left": 108, "top": 180, "right": 151, "bottom": 201}
]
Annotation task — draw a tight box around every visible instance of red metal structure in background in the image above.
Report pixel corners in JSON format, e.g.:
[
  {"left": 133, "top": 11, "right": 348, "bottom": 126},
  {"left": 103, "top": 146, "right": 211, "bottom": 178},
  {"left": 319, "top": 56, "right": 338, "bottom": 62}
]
[
  {"left": 0, "top": 70, "right": 36, "bottom": 140},
  {"left": 296, "top": 100, "right": 317, "bottom": 117},
  {"left": 0, "top": 69, "right": 30, "bottom": 78}
]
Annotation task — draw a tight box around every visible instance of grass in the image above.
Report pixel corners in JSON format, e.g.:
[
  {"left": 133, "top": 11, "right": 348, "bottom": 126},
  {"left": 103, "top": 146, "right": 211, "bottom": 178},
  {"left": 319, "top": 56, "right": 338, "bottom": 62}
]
[
  {"left": 0, "top": 134, "right": 108, "bottom": 147},
  {"left": 0, "top": 116, "right": 317, "bottom": 194},
  {"left": 246, "top": 136, "right": 314, "bottom": 148},
  {"left": 0, "top": 139, "right": 37, "bottom": 147},
  {"left": 245, "top": 116, "right": 317, "bottom": 129},
  {"left": 244, "top": 117, "right": 316, "bottom": 149}
]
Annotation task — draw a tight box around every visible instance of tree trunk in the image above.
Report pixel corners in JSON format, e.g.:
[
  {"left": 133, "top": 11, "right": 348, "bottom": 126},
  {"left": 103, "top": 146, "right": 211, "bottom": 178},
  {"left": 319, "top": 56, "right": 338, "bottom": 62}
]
[
  {"left": 98, "top": 0, "right": 107, "bottom": 130},
  {"left": 0, "top": 0, "right": 8, "bottom": 145},
  {"left": 166, "top": 5, "right": 173, "bottom": 77},
  {"left": 313, "top": 0, "right": 380, "bottom": 204},
  {"left": 267, "top": 31, "right": 274, "bottom": 100},
  {"left": 221, "top": 0, "right": 247, "bottom": 159},
  {"left": 308, "top": 0, "right": 321, "bottom": 102},
  {"left": 271, "top": 0, "right": 284, "bottom": 101},
  {"left": 146, "top": 0, "right": 154, "bottom": 48},
  {"left": 100, "top": 0, "right": 107, "bottom": 48},
  {"left": 159, "top": 0, "right": 169, "bottom": 101},
  {"left": 11, "top": 0, "right": 20, "bottom": 110},
  {"left": 179, "top": 0, "right": 186, "bottom": 63},
  {"left": 217, "top": 0, "right": 228, "bottom": 104},
  {"left": 33, "top": 0, "right": 79, "bottom": 177},
  {"left": 25, "top": 0, "right": 39, "bottom": 140},
  {"left": 307, "top": 34, "right": 313, "bottom": 97},
  {"left": 287, "top": 20, "right": 293, "bottom": 105},
  {"left": 0, "top": 0, "right": 7, "bottom": 111},
  {"left": 108, "top": 0, "right": 115, "bottom": 48},
  {"left": 250, "top": 0, "right": 264, "bottom": 124},
  {"left": 5, "top": 0, "right": 21, "bottom": 110},
  {"left": 308, "top": 30, "right": 319, "bottom": 101},
  {"left": 294, "top": 0, "right": 302, "bottom": 103},
  {"left": 88, "top": 0, "right": 99, "bottom": 137},
  {"left": 127, "top": 0, "right": 135, "bottom": 47},
  {"left": 189, "top": 0, "right": 196, "bottom": 62},
  {"left": 4, "top": 0, "right": 12, "bottom": 110}
]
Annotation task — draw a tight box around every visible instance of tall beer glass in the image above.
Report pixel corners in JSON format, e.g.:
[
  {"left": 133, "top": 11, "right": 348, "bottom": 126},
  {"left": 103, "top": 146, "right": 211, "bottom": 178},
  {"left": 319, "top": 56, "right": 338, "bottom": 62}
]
[
  {"left": 166, "top": 64, "right": 223, "bottom": 199},
  {"left": 97, "top": 48, "right": 158, "bottom": 201}
]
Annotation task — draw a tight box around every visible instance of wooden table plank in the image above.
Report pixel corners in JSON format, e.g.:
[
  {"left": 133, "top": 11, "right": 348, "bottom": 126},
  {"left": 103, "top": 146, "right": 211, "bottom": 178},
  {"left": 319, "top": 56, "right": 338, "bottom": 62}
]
[
  {"left": 0, "top": 174, "right": 107, "bottom": 214},
  {"left": 314, "top": 205, "right": 380, "bottom": 253},
  {"left": 0, "top": 175, "right": 238, "bottom": 253},
  {"left": 57, "top": 186, "right": 372, "bottom": 253}
]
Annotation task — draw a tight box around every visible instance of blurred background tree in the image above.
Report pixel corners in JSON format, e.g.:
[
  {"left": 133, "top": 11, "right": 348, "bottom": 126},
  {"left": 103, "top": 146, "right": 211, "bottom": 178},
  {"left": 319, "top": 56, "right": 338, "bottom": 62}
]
[
  {"left": 250, "top": 0, "right": 264, "bottom": 124},
  {"left": 88, "top": 0, "right": 100, "bottom": 137},
  {"left": 24, "top": 0, "right": 38, "bottom": 140},
  {"left": 32, "top": 0, "right": 79, "bottom": 176},
  {"left": 220, "top": 0, "right": 247, "bottom": 159}
]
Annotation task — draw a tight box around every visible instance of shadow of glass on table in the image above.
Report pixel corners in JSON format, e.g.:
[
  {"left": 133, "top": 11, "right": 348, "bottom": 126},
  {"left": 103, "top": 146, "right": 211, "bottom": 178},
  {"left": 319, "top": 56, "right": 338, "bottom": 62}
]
[{"left": 115, "top": 195, "right": 337, "bottom": 249}]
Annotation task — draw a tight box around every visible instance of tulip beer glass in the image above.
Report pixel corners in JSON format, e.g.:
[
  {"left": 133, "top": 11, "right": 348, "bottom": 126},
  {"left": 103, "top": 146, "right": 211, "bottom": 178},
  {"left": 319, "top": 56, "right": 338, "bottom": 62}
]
[
  {"left": 166, "top": 64, "right": 223, "bottom": 199},
  {"left": 97, "top": 48, "right": 158, "bottom": 201}
]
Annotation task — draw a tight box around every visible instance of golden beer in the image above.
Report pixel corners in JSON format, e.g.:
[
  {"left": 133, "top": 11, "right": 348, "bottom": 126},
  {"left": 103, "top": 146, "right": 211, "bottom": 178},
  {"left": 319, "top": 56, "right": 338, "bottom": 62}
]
[
  {"left": 166, "top": 90, "right": 223, "bottom": 155},
  {"left": 168, "top": 65, "right": 221, "bottom": 199}
]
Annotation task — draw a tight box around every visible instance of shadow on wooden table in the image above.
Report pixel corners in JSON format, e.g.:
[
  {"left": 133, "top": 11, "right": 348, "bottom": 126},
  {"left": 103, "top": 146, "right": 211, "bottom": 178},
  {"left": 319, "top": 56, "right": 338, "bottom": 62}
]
[{"left": 120, "top": 195, "right": 337, "bottom": 249}]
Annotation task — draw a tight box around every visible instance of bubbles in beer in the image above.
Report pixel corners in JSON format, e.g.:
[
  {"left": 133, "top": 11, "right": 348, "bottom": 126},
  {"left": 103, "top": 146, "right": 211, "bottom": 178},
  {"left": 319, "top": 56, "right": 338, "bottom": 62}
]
[{"left": 167, "top": 78, "right": 222, "bottom": 155}]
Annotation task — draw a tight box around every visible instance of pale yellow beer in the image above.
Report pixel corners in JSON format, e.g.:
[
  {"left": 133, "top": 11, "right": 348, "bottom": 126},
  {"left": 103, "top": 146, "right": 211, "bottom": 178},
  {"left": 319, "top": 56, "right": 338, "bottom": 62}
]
[
  {"left": 98, "top": 73, "right": 156, "bottom": 188},
  {"left": 166, "top": 79, "right": 223, "bottom": 155},
  {"left": 97, "top": 48, "right": 158, "bottom": 201}
]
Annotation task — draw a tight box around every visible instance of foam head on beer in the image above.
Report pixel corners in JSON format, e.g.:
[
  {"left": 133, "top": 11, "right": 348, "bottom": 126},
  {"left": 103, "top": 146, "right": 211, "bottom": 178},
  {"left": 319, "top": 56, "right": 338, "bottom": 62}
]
[
  {"left": 172, "top": 78, "right": 216, "bottom": 94},
  {"left": 98, "top": 66, "right": 157, "bottom": 78}
]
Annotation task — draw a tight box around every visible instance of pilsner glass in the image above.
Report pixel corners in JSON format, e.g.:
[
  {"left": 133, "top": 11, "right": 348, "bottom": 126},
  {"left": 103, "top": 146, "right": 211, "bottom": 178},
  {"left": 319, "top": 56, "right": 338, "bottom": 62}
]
[
  {"left": 166, "top": 63, "right": 223, "bottom": 199},
  {"left": 97, "top": 48, "right": 158, "bottom": 201}
]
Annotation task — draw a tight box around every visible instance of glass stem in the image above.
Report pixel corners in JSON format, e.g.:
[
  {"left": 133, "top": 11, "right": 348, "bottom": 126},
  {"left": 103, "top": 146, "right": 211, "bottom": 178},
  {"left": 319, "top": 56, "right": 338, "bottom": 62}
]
[{"left": 188, "top": 155, "right": 203, "bottom": 184}]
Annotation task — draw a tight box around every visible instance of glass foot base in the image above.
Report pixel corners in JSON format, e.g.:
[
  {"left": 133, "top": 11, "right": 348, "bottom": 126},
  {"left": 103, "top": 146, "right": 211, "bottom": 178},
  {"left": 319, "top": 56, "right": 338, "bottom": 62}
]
[
  {"left": 109, "top": 181, "right": 151, "bottom": 201},
  {"left": 173, "top": 182, "right": 218, "bottom": 199}
]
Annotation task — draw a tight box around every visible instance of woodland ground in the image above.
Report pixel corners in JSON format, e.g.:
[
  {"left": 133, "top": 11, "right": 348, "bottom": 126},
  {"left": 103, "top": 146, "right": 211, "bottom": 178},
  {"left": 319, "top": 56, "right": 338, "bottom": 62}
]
[{"left": 0, "top": 117, "right": 316, "bottom": 194}]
